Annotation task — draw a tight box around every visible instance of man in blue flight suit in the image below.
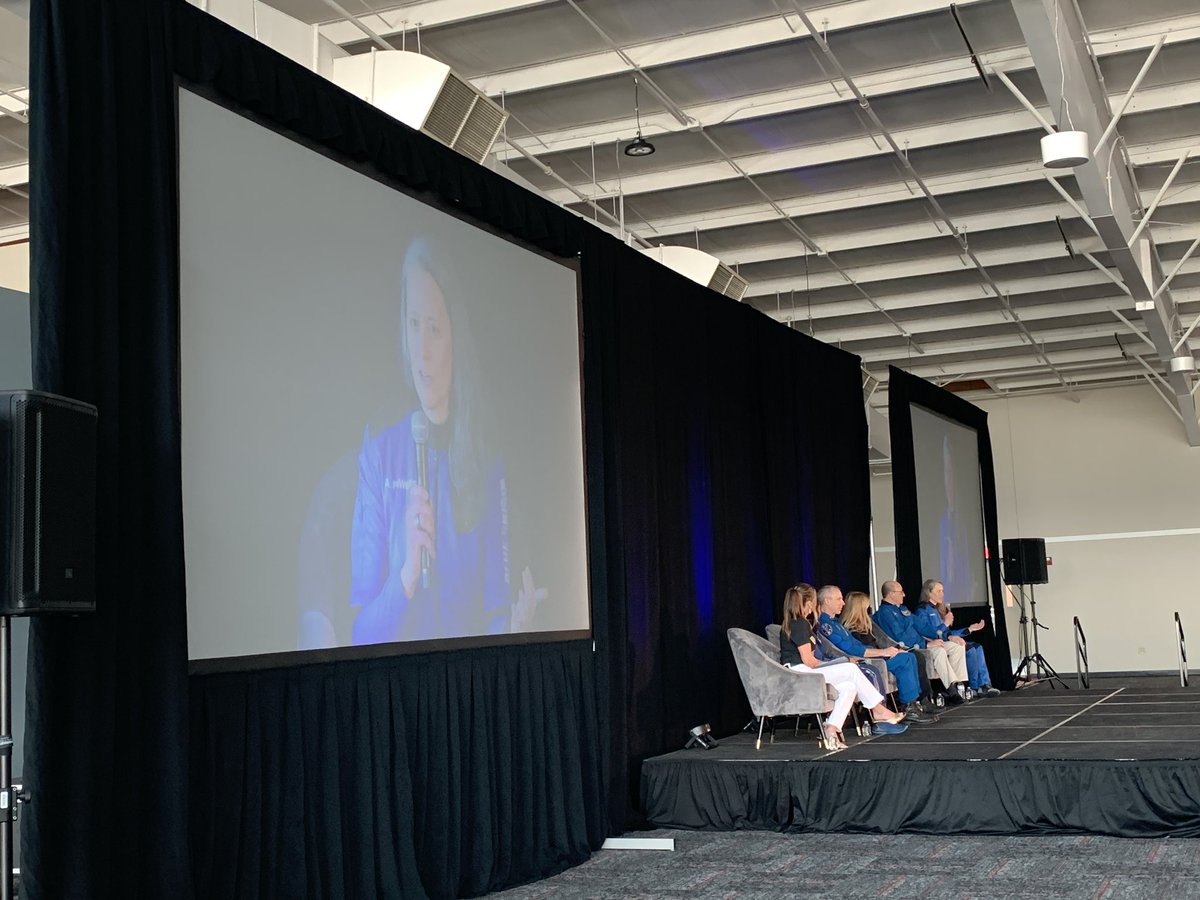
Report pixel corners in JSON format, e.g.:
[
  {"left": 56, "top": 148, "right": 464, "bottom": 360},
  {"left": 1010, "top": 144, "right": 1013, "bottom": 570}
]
[
  {"left": 915, "top": 579, "right": 1001, "bottom": 698},
  {"left": 876, "top": 580, "right": 969, "bottom": 705},
  {"left": 816, "top": 585, "right": 938, "bottom": 724}
]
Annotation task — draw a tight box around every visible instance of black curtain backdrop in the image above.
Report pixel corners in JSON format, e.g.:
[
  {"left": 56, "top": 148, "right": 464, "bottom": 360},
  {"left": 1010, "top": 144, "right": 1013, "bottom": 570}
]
[
  {"left": 886, "top": 367, "right": 1014, "bottom": 692},
  {"left": 27, "top": 1, "right": 191, "bottom": 898},
  {"left": 26, "top": 1, "right": 871, "bottom": 896},
  {"left": 582, "top": 236, "right": 871, "bottom": 832}
]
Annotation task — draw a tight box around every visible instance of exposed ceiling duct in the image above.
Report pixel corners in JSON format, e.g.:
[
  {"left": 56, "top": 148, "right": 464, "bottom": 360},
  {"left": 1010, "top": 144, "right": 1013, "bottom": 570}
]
[
  {"left": 640, "top": 246, "right": 749, "bottom": 302},
  {"left": 331, "top": 50, "right": 508, "bottom": 165}
]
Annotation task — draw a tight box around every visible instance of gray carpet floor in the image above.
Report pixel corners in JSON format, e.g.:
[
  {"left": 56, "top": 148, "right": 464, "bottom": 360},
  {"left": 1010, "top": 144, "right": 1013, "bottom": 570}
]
[{"left": 489, "top": 829, "right": 1200, "bottom": 899}]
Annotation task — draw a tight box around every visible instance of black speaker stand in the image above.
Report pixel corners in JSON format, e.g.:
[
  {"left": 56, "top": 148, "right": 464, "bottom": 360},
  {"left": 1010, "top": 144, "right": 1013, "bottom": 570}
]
[{"left": 1012, "top": 583, "right": 1069, "bottom": 690}]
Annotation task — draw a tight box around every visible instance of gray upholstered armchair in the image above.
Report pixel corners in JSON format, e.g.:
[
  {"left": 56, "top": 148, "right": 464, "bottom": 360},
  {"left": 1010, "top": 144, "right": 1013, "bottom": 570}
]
[
  {"left": 727, "top": 627, "right": 836, "bottom": 750},
  {"left": 765, "top": 623, "right": 782, "bottom": 654}
]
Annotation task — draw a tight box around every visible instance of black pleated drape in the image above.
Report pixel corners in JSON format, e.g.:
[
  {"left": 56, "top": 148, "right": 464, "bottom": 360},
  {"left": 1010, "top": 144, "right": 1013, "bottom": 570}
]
[
  {"left": 27, "top": 1, "right": 190, "bottom": 898},
  {"left": 27, "top": 0, "right": 873, "bottom": 895},
  {"left": 584, "top": 238, "right": 871, "bottom": 831},
  {"left": 886, "top": 367, "right": 1014, "bottom": 691},
  {"left": 643, "top": 757, "right": 1200, "bottom": 837},
  {"left": 188, "top": 642, "right": 604, "bottom": 899}
]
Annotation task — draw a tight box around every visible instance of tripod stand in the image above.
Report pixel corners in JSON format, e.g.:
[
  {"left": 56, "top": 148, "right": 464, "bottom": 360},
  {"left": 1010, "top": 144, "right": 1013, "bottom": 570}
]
[{"left": 1012, "top": 583, "right": 1069, "bottom": 689}]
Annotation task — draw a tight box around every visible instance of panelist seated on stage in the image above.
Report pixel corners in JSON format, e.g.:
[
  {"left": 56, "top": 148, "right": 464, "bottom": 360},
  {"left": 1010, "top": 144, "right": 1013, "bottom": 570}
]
[
  {"left": 839, "top": 591, "right": 938, "bottom": 718},
  {"left": 778, "top": 583, "right": 908, "bottom": 749},
  {"left": 916, "top": 579, "right": 1001, "bottom": 698},
  {"left": 815, "top": 585, "right": 938, "bottom": 725},
  {"left": 876, "top": 580, "right": 970, "bottom": 706}
]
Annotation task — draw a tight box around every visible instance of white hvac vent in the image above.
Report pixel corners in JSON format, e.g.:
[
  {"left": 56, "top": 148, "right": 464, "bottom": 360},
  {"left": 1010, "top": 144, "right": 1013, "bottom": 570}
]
[
  {"left": 331, "top": 50, "right": 508, "bottom": 164},
  {"left": 867, "top": 405, "right": 890, "bottom": 462},
  {"left": 639, "top": 246, "right": 749, "bottom": 301}
]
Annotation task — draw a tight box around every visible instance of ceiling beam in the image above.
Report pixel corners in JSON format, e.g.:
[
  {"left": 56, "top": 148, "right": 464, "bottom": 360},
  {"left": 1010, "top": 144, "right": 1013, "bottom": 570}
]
[
  {"left": 740, "top": 229, "right": 1200, "bottom": 298},
  {"left": 800, "top": 292, "right": 1200, "bottom": 344},
  {"left": 491, "top": 17, "right": 1200, "bottom": 161},
  {"left": 994, "top": 364, "right": 1156, "bottom": 390},
  {"left": 315, "top": 0, "right": 552, "bottom": 36},
  {"left": 852, "top": 319, "right": 1152, "bottom": 363},
  {"left": 538, "top": 79, "right": 1200, "bottom": 205},
  {"left": 682, "top": 181, "right": 1200, "bottom": 261},
  {"left": 900, "top": 347, "right": 1154, "bottom": 380},
  {"left": 727, "top": 219, "right": 1200, "bottom": 272},
  {"left": 0, "top": 163, "right": 28, "bottom": 189},
  {"left": 322, "top": 0, "right": 989, "bottom": 95},
  {"left": 637, "top": 136, "right": 1200, "bottom": 239},
  {"left": 755, "top": 258, "right": 1200, "bottom": 319}
]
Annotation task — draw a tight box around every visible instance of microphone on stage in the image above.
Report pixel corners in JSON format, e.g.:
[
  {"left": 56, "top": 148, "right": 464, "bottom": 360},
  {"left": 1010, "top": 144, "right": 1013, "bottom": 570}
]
[{"left": 412, "top": 410, "right": 431, "bottom": 590}]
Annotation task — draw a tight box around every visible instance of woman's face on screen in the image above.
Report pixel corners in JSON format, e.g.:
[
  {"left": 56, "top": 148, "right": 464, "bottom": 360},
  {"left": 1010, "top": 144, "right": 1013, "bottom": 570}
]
[{"left": 406, "top": 267, "right": 454, "bottom": 425}]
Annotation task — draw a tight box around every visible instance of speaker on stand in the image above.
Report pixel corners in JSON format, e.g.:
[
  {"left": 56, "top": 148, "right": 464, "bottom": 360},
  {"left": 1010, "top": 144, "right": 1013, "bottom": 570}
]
[
  {"left": 1003, "top": 538, "right": 1067, "bottom": 690},
  {"left": 1, "top": 390, "right": 98, "bottom": 900}
]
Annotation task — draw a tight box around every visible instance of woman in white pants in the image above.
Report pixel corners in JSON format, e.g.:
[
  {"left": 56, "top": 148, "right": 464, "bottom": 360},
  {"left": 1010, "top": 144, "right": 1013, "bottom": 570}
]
[{"left": 778, "top": 584, "right": 907, "bottom": 749}]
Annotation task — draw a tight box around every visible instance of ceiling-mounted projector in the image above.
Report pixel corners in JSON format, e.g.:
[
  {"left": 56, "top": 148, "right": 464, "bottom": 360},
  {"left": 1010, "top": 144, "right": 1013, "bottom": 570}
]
[
  {"left": 1041, "top": 130, "right": 1089, "bottom": 169},
  {"left": 640, "top": 246, "right": 749, "bottom": 301},
  {"left": 331, "top": 51, "right": 508, "bottom": 164}
]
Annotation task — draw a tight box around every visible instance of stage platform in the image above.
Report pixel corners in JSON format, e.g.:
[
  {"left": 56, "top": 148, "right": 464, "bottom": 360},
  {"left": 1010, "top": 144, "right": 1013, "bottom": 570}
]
[{"left": 641, "top": 676, "right": 1200, "bottom": 838}]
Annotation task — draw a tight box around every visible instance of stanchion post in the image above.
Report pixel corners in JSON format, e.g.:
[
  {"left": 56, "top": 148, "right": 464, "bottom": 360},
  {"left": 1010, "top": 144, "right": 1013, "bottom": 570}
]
[{"left": 0, "top": 616, "right": 12, "bottom": 900}]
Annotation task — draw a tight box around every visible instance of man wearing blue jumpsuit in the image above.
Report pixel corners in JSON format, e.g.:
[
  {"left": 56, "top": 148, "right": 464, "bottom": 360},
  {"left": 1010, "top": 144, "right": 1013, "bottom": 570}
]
[
  {"left": 914, "top": 580, "right": 1001, "bottom": 697},
  {"left": 816, "top": 585, "right": 938, "bottom": 724},
  {"left": 876, "top": 580, "right": 969, "bottom": 704}
]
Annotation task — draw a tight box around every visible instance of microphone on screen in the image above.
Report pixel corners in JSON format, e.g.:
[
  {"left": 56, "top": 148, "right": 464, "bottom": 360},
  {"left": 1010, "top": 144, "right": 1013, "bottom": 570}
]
[{"left": 412, "top": 410, "right": 431, "bottom": 590}]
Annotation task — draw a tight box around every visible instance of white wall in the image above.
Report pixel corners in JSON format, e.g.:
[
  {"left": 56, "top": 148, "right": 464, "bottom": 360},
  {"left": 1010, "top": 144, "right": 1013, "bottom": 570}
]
[
  {"left": 0, "top": 242, "right": 29, "bottom": 292},
  {"left": 871, "top": 383, "right": 1200, "bottom": 676}
]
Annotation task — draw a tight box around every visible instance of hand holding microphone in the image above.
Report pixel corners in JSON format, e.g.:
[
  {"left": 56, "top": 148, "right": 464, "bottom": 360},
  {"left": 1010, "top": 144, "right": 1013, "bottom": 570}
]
[
  {"left": 399, "top": 485, "right": 435, "bottom": 598},
  {"left": 400, "top": 411, "right": 435, "bottom": 597}
]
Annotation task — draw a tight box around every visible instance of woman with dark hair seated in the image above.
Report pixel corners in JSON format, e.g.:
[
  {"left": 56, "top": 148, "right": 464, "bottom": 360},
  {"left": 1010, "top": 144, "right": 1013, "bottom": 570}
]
[{"left": 779, "top": 584, "right": 907, "bottom": 750}]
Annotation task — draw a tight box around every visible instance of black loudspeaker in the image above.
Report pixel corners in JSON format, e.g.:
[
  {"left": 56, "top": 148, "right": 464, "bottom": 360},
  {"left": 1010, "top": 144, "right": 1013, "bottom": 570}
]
[
  {"left": 1, "top": 391, "right": 99, "bottom": 615},
  {"left": 1002, "top": 537, "right": 1048, "bottom": 585}
]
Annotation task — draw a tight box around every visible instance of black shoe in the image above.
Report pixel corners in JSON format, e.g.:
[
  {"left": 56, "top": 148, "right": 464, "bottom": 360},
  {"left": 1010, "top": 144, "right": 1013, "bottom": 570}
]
[
  {"left": 941, "top": 690, "right": 965, "bottom": 706},
  {"left": 979, "top": 685, "right": 1001, "bottom": 698},
  {"left": 917, "top": 699, "right": 939, "bottom": 715},
  {"left": 904, "top": 705, "right": 939, "bottom": 725}
]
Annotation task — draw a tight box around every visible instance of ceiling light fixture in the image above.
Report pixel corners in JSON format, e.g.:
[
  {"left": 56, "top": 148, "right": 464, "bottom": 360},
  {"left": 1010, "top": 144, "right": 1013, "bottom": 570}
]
[
  {"left": 624, "top": 77, "right": 656, "bottom": 157},
  {"left": 1041, "top": 128, "right": 1089, "bottom": 168}
]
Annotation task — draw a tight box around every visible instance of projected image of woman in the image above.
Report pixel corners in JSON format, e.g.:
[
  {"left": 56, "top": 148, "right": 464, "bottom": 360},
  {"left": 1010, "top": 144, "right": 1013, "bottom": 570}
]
[
  {"left": 938, "top": 434, "right": 980, "bottom": 605},
  {"left": 350, "top": 238, "right": 542, "bottom": 643}
]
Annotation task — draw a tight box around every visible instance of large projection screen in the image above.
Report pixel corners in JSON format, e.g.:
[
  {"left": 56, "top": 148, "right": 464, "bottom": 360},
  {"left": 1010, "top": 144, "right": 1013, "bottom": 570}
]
[
  {"left": 911, "top": 403, "right": 989, "bottom": 606},
  {"left": 179, "top": 89, "right": 590, "bottom": 667}
]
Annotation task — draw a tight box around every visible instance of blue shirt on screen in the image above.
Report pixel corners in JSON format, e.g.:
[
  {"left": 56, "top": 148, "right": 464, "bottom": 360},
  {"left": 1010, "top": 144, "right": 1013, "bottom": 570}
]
[{"left": 350, "top": 413, "right": 510, "bottom": 644}]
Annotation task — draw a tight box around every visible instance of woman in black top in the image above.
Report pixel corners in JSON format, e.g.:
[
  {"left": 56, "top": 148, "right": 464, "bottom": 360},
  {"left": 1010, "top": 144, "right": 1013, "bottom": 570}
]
[{"left": 779, "top": 584, "right": 905, "bottom": 749}]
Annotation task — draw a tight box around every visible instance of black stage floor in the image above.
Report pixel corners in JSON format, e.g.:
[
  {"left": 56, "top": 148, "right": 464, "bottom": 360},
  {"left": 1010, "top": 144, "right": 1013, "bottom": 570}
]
[{"left": 641, "top": 675, "right": 1200, "bottom": 837}]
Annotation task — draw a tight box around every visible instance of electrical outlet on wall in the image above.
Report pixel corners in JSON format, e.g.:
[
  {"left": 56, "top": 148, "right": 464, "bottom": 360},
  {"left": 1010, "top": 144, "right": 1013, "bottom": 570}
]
[{"left": 1138, "top": 647, "right": 1146, "bottom": 655}]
